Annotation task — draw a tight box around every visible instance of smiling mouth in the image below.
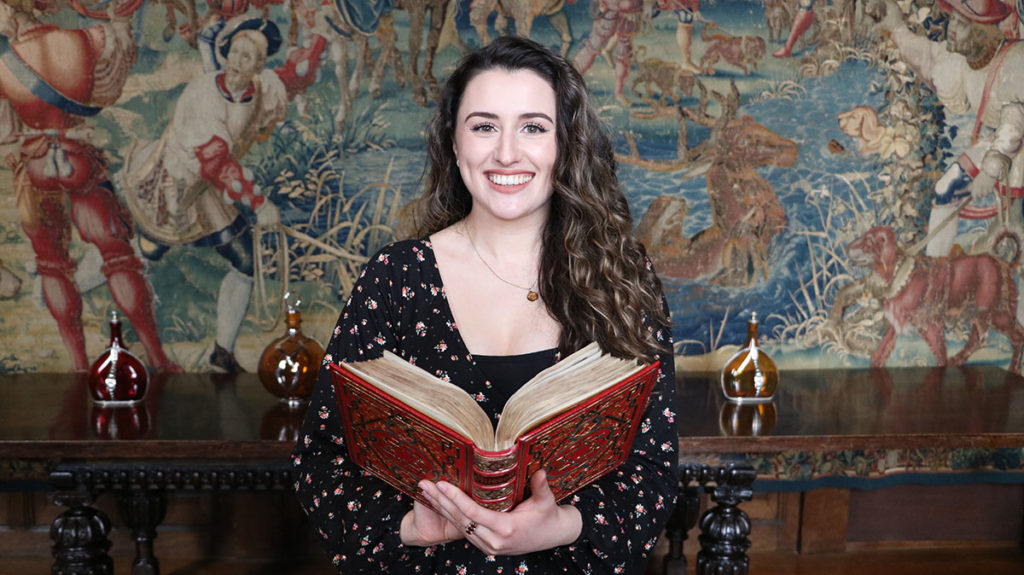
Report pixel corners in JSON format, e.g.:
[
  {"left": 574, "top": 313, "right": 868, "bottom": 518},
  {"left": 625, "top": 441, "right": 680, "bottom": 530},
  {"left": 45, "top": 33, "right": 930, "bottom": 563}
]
[{"left": 488, "top": 173, "right": 533, "bottom": 186}]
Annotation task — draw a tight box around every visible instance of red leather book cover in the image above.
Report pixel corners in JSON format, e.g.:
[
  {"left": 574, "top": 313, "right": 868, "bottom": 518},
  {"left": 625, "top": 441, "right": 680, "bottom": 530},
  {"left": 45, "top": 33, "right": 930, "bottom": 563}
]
[
  {"left": 511, "top": 361, "right": 659, "bottom": 506},
  {"left": 330, "top": 358, "right": 659, "bottom": 512},
  {"left": 331, "top": 364, "right": 485, "bottom": 510}
]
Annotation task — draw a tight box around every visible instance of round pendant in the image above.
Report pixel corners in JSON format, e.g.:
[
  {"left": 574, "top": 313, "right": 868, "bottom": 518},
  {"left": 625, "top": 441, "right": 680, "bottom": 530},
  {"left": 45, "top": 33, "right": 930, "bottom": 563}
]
[{"left": 527, "top": 290, "right": 539, "bottom": 302}]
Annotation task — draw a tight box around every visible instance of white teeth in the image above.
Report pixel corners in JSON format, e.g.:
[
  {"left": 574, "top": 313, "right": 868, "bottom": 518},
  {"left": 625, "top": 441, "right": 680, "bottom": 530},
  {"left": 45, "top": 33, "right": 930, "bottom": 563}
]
[{"left": 488, "top": 173, "right": 532, "bottom": 186}]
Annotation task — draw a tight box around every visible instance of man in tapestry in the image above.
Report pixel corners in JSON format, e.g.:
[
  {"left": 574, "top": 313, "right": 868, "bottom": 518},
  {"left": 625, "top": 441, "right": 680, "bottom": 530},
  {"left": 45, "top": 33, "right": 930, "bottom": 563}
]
[
  {"left": 871, "top": 0, "right": 1024, "bottom": 325},
  {"left": 0, "top": 0, "right": 178, "bottom": 372},
  {"left": 121, "top": 16, "right": 325, "bottom": 372}
]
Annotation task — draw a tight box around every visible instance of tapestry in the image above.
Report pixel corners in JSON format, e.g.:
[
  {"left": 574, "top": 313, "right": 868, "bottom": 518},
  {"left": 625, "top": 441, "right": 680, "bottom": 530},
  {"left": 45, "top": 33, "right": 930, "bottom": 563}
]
[{"left": 0, "top": 0, "right": 1021, "bottom": 375}]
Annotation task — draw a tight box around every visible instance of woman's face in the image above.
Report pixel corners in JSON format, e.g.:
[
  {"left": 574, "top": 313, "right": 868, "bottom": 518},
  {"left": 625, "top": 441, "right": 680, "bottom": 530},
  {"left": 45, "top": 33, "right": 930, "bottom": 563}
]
[{"left": 453, "top": 68, "right": 558, "bottom": 225}]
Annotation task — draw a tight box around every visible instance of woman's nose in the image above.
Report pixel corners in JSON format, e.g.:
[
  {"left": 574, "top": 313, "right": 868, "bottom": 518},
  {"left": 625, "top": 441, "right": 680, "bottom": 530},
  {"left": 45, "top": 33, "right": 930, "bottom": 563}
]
[{"left": 495, "top": 132, "right": 520, "bottom": 165}]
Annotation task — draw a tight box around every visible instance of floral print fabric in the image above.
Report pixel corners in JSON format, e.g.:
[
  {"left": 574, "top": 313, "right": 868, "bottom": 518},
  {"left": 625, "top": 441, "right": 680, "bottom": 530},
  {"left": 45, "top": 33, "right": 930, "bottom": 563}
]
[{"left": 292, "top": 239, "right": 679, "bottom": 574}]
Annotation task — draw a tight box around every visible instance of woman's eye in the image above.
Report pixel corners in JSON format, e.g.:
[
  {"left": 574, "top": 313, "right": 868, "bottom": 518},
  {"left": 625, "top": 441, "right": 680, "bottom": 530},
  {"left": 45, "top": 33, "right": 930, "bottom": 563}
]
[
  {"left": 470, "top": 123, "right": 497, "bottom": 133},
  {"left": 523, "top": 123, "right": 548, "bottom": 134}
]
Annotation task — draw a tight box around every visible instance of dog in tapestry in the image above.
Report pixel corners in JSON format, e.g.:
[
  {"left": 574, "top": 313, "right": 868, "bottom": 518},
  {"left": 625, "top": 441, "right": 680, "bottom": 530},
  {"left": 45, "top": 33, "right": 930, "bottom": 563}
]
[
  {"left": 847, "top": 225, "right": 1024, "bottom": 374},
  {"left": 699, "top": 25, "right": 766, "bottom": 76}
]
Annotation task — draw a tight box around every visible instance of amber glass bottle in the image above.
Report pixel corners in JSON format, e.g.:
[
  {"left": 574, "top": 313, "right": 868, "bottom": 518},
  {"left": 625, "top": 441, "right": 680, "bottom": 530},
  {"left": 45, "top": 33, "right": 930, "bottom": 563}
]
[
  {"left": 258, "top": 295, "right": 324, "bottom": 406},
  {"left": 87, "top": 310, "right": 149, "bottom": 404},
  {"left": 720, "top": 312, "right": 778, "bottom": 402}
]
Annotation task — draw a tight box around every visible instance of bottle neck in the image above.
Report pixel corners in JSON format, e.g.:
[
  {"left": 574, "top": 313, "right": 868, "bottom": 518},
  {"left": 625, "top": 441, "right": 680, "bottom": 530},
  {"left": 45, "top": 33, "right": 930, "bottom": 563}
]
[
  {"left": 746, "top": 322, "right": 759, "bottom": 347},
  {"left": 286, "top": 311, "right": 302, "bottom": 333},
  {"left": 109, "top": 321, "right": 125, "bottom": 347}
]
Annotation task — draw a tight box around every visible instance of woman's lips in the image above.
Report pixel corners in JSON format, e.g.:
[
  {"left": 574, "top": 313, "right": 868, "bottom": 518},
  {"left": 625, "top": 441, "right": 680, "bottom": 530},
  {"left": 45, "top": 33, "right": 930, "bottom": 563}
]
[{"left": 487, "top": 172, "right": 534, "bottom": 190}]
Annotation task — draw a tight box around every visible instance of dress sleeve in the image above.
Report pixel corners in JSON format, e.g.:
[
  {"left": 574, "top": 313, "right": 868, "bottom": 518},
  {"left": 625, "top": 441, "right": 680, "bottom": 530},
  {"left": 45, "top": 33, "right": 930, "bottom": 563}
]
[
  {"left": 291, "top": 244, "right": 431, "bottom": 572},
  {"left": 545, "top": 292, "right": 679, "bottom": 573}
]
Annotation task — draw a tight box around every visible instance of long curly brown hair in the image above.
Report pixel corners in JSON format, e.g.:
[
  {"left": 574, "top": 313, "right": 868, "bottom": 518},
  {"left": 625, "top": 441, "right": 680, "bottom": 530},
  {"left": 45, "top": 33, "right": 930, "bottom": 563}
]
[{"left": 406, "top": 36, "right": 670, "bottom": 363}]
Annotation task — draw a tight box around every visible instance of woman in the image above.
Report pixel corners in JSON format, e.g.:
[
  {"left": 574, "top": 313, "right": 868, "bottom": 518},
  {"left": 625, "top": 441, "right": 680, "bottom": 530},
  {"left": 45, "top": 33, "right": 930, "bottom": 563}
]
[{"left": 293, "top": 35, "right": 678, "bottom": 573}]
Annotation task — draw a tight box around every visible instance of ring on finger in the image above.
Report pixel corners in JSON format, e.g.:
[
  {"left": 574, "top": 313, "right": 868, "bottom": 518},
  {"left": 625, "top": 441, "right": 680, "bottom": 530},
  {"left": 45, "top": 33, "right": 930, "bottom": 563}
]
[{"left": 465, "top": 520, "right": 478, "bottom": 536}]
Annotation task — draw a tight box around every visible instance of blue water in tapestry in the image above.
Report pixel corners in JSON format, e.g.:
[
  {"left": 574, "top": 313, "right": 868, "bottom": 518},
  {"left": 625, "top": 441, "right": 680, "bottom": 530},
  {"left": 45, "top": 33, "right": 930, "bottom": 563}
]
[{"left": 661, "top": 60, "right": 886, "bottom": 353}]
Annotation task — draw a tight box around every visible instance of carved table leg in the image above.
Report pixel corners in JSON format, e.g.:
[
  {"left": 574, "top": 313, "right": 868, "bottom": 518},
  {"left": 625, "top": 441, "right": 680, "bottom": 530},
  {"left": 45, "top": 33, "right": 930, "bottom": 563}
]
[
  {"left": 662, "top": 482, "right": 701, "bottom": 575},
  {"left": 50, "top": 484, "right": 114, "bottom": 575},
  {"left": 696, "top": 465, "right": 756, "bottom": 575},
  {"left": 117, "top": 490, "right": 167, "bottom": 575}
]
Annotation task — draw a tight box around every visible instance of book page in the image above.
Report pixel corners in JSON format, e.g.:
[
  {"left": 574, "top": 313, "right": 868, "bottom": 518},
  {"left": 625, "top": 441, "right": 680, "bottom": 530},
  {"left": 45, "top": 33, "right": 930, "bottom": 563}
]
[
  {"left": 342, "top": 353, "right": 497, "bottom": 449},
  {"left": 494, "top": 343, "right": 648, "bottom": 450}
]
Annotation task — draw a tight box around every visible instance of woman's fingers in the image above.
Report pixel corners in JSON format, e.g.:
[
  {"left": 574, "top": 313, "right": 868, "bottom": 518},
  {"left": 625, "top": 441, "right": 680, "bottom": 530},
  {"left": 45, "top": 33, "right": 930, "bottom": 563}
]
[{"left": 431, "top": 480, "right": 509, "bottom": 541}]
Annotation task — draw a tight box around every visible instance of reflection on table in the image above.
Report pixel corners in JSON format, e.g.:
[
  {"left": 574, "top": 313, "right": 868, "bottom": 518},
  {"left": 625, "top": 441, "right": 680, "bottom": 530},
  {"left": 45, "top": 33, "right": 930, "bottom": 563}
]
[
  {"left": 0, "top": 372, "right": 307, "bottom": 460},
  {"left": 676, "top": 365, "right": 1024, "bottom": 492},
  {"left": 719, "top": 402, "right": 777, "bottom": 437},
  {"left": 678, "top": 366, "right": 1024, "bottom": 449}
]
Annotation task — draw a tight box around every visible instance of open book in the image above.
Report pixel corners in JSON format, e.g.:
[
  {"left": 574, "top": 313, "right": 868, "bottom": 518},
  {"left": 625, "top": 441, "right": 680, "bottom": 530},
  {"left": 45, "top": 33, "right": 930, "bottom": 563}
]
[{"left": 330, "top": 342, "right": 659, "bottom": 511}]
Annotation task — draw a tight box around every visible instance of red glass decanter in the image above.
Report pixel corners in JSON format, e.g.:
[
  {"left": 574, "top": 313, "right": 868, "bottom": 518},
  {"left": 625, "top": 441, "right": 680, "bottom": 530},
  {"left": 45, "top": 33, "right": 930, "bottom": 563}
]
[
  {"left": 258, "top": 294, "right": 324, "bottom": 407},
  {"left": 87, "top": 310, "right": 149, "bottom": 404}
]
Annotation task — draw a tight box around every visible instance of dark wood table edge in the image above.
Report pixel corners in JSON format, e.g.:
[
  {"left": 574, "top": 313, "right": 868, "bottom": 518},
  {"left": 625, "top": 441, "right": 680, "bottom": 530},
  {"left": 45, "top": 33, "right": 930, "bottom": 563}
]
[
  {"left": 677, "top": 433, "right": 1024, "bottom": 453},
  {"left": 1, "top": 441, "right": 295, "bottom": 460}
]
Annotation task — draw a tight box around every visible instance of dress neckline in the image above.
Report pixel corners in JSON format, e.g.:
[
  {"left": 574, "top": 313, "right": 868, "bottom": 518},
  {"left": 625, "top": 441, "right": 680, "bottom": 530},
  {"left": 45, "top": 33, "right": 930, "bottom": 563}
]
[
  {"left": 472, "top": 348, "right": 559, "bottom": 362},
  {"left": 422, "top": 238, "right": 555, "bottom": 362}
]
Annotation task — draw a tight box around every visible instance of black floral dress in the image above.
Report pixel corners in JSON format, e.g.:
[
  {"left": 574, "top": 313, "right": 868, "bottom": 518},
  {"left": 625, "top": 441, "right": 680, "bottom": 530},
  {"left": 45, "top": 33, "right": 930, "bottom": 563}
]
[{"left": 292, "top": 239, "right": 679, "bottom": 574}]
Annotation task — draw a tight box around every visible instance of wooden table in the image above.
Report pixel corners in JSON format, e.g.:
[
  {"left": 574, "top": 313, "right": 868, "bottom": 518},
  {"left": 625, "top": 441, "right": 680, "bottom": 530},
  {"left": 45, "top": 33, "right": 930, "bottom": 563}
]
[
  {"left": 662, "top": 365, "right": 1024, "bottom": 572},
  {"left": 15, "top": 367, "right": 1012, "bottom": 574},
  {"left": 0, "top": 372, "right": 303, "bottom": 575},
  {"left": 0, "top": 371, "right": 756, "bottom": 575}
]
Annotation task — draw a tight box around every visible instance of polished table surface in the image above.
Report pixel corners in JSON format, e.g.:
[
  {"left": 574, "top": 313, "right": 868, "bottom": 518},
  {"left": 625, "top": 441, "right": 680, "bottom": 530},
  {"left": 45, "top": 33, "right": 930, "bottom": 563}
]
[
  {"left": 675, "top": 366, "right": 1024, "bottom": 453},
  {"left": 0, "top": 372, "right": 300, "bottom": 464},
  {"left": 0, "top": 372, "right": 308, "bottom": 575},
  {"left": 2, "top": 366, "right": 1023, "bottom": 459},
  {"left": 674, "top": 365, "right": 1024, "bottom": 492}
]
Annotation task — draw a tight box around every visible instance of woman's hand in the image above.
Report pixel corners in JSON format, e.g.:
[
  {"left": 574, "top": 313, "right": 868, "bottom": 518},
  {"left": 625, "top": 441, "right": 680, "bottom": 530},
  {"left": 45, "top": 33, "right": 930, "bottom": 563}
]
[
  {"left": 400, "top": 498, "right": 465, "bottom": 547},
  {"left": 418, "top": 470, "right": 583, "bottom": 556}
]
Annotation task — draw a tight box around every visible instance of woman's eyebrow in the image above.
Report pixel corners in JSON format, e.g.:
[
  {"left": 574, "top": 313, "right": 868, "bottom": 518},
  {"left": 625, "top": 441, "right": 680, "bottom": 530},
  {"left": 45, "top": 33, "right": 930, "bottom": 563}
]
[{"left": 463, "top": 111, "right": 555, "bottom": 123}]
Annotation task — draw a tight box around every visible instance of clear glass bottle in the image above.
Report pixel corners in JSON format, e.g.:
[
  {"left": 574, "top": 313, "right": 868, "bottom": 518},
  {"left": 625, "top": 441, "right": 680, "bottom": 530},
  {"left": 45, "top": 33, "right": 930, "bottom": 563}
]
[
  {"left": 87, "top": 310, "right": 149, "bottom": 404},
  {"left": 720, "top": 312, "right": 778, "bottom": 402},
  {"left": 258, "top": 294, "right": 324, "bottom": 407}
]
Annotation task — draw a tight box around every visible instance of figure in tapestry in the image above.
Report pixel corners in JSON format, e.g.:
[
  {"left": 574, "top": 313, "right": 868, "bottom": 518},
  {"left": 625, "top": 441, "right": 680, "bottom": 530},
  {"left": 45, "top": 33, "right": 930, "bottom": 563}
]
[
  {"left": 0, "top": 0, "right": 178, "bottom": 372},
  {"left": 121, "top": 16, "right": 325, "bottom": 372}
]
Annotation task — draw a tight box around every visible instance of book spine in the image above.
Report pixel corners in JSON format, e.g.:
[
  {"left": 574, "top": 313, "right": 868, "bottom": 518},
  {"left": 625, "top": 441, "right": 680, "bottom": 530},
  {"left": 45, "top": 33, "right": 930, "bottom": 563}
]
[{"left": 471, "top": 447, "right": 520, "bottom": 512}]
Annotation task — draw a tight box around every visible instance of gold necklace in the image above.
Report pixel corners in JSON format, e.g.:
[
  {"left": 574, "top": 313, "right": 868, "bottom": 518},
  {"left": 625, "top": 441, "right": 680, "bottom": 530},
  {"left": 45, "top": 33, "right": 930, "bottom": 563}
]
[{"left": 464, "top": 223, "right": 540, "bottom": 302}]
